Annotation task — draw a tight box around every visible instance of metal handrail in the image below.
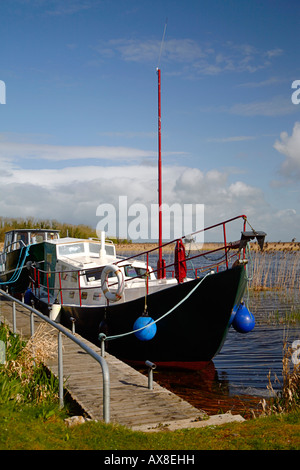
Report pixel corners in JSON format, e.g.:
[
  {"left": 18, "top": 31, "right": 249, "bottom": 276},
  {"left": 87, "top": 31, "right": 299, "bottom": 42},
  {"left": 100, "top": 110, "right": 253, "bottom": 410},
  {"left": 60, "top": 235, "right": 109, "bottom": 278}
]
[{"left": 0, "top": 288, "right": 110, "bottom": 423}]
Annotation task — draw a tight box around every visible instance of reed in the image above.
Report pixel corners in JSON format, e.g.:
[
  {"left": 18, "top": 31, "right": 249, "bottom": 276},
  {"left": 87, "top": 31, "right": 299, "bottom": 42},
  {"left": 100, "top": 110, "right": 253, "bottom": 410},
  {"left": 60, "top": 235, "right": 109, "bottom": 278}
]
[
  {"left": 0, "top": 216, "right": 131, "bottom": 244},
  {"left": 248, "top": 250, "right": 300, "bottom": 292},
  {"left": 260, "top": 341, "right": 300, "bottom": 415}
]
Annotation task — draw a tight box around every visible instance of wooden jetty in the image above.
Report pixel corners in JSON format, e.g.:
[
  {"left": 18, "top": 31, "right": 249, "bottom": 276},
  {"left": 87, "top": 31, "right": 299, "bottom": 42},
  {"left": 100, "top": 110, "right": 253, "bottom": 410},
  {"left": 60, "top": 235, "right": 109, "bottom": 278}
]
[{"left": 0, "top": 297, "right": 244, "bottom": 431}]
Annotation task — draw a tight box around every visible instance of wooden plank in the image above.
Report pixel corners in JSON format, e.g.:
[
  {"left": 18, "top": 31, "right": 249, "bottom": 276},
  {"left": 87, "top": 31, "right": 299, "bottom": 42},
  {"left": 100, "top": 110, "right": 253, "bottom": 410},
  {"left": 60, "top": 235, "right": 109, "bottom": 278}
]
[{"left": 0, "top": 297, "right": 206, "bottom": 429}]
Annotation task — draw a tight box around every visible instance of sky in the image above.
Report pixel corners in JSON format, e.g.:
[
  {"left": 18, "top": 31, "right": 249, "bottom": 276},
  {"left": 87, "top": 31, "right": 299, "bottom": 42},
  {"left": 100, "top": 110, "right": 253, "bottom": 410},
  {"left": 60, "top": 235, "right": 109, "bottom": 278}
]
[{"left": 1, "top": 0, "right": 300, "bottom": 242}]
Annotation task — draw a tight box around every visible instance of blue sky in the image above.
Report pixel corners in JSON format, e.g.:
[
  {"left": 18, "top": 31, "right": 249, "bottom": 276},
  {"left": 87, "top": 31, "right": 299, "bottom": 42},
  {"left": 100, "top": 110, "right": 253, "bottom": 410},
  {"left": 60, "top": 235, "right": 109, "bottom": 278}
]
[{"left": 1, "top": 0, "right": 300, "bottom": 242}]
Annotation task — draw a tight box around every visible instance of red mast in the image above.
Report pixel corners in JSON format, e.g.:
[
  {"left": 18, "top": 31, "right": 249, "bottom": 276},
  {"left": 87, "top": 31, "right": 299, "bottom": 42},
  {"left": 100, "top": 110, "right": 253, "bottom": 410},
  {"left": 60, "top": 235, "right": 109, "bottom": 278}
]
[{"left": 157, "top": 67, "right": 165, "bottom": 279}]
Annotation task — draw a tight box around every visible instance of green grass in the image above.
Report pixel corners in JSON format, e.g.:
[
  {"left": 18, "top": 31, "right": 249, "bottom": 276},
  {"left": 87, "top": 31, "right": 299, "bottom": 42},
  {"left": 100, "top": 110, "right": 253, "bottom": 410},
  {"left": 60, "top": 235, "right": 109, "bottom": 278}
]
[
  {"left": 0, "top": 405, "right": 299, "bottom": 450},
  {"left": 1, "top": 323, "right": 299, "bottom": 451}
]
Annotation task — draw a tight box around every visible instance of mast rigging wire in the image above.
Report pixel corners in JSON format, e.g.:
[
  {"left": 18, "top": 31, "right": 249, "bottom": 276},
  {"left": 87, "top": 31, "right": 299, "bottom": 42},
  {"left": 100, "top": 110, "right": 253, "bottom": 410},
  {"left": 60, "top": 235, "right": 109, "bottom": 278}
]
[{"left": 157, "top": 19, "right": 168, "bottom": 69}]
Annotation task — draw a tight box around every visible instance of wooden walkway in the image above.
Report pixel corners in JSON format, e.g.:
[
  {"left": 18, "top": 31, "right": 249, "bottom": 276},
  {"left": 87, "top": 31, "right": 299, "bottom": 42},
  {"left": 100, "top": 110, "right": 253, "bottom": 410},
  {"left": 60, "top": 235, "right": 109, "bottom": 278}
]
[{"left": 0, "top": 297, "right": 244, "bottom": 431}]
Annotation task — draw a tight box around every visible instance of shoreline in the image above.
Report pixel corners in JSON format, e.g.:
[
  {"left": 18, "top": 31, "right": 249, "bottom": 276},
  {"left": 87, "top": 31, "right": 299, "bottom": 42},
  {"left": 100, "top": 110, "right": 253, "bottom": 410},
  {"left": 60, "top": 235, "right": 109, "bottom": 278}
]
[
  {"left": 1, "top": 241, "right": 299, "bottom": 253},
  {"left": 115, "top": 241, "right": 300, "bottom": 253}
]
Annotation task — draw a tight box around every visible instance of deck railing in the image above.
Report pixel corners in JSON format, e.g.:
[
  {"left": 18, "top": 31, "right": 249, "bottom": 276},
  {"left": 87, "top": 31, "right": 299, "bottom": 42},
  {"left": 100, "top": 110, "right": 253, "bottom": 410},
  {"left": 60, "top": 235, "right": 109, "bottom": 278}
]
[{"left": 27, "top": 214, "right": 248, "bottom": 305}]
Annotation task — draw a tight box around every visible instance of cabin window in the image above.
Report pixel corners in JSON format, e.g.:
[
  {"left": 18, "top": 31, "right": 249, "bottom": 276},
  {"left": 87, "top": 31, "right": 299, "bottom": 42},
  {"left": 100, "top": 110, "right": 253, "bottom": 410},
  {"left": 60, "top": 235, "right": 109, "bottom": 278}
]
[
  {"left": 81, "top": 292, "right": 88, "bottom": 300},
  {"left": 69, "top": 291, "right": 75, "bottom": 299},
  {"left": 135, "top": 267, "right": 148, "bottom": 278},
  {"left": 46, "top": 232, "right": 59, "bottom": 241},
  {"left": 88, "top": 243, "right": 100, "bottom": 255},
  {"left": 30, "top": 232, "right": 46, "bottom": 243},
  {"left": 124, "top": 265, "right": 137, "bottom": 277},
  {"left": 16, "top": 233, "right": 29, "bottom": 246},
  {"left": 88, "top": 242, "right": 115, "bottom": 257},
  {"left": 124, "top": 265, "right": 147, "bottom": 278},
  {"left": 93, "top": 292, "right": 102, "bottom": 300},
  {"left": 4, "top": 233, "right": 13, "bottom": 251},
  {"left": 105, "top": 245, "right": 115, "bottom": 256},
  {"left": 85, "top": 267, "right": 103, "bottom": 282},
  {"left": 58, "top": 243, "right": 84, "bottom": 256}
]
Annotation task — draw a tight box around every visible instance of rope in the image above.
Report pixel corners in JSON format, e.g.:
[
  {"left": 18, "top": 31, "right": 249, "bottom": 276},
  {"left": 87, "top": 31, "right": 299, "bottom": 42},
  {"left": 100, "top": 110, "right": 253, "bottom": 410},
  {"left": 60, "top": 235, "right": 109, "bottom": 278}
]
[
  {"left": 0, "top": 245, "right": 30, "bottom": 285},
  {"left": 99, "top": 271, "right": 212, "bottom": 343},
  {"left": 245, "top": 217, "right": 258, "bottom": 235},
  {"left": 245, "top": 242, "right": 254, "bottom": 282},
  {"left": 143, "top": 272, "right": 149, "bottom": 314},
  {"left": 241, "top": 242, "right": 253, "bottom": 310}
]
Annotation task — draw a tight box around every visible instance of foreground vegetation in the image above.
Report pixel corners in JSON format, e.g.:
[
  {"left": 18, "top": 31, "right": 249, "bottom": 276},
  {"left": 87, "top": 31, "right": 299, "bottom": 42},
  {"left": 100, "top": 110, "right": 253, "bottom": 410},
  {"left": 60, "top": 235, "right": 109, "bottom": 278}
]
[
  {"left": 0, "top": 404, "right": 299, "bottom": 450},
  {"left": 0, "top": 323, "right": 299, "bottom": 450}
]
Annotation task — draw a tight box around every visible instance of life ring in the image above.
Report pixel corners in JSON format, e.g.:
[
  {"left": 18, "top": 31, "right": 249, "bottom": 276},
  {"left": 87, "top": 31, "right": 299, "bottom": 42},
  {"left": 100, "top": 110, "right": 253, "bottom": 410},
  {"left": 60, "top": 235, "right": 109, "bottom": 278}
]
[{"left": 101, "top": 264, "right": 124, "bottom": 302}]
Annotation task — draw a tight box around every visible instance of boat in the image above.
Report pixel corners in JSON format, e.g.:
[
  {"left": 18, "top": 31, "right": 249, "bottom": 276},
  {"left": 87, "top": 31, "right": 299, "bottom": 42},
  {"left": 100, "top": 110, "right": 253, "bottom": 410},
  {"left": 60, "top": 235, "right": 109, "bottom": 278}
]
[
  {"left": 0, "top": 217, "right": 265, "bottom": 368},
  {"left": 0, "top": 68, "right": 266, "bottom": 368},
  {"left": 0, "top": 224, "right": 266, "bottom": 368}
]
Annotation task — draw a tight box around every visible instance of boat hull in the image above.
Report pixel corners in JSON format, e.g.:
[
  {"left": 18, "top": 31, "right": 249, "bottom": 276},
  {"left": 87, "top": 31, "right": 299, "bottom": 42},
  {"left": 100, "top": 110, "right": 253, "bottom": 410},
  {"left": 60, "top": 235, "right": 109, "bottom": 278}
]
[{"left": 33, "top": 265, "right": 247, "bottom": 367}]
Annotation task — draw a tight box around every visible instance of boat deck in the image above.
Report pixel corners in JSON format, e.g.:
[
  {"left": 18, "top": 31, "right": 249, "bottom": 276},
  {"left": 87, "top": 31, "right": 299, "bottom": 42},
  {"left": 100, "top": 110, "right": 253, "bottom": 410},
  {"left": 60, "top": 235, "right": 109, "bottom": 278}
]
[{"left": 0, "top": 296, "right": 244, "bottom": 431}]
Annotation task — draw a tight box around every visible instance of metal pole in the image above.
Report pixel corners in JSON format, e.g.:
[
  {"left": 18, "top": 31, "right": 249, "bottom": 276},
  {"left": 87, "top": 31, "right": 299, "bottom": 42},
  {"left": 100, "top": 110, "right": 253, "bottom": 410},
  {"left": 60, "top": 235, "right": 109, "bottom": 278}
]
[
  {"left": 78, "top": 271, "right": 82, "bottom": 307},
  {"left": 70, "top": 317, "right": 76, "bottom": 335},
  {"left": 103, "top": 367, "right": 110, "bottom": 423},
  {"left": 58, "top": 272, "right": 63, "bottom": 304},
  {"left": 101, "top": 337, "right": 105, "bottom": 357},
  {"left": 46, "top": 273, "right": 50, "bottom": 304},
  {"left": 146, "top": 253, "right": 149, "bottom": 295},
  {"left": 12, "top": 301, "right": 16, "bottom": 334},
  {"left": 223, "top": 223, "right": 228, "bottom": 269},
  {"left": 58, "top": 330, "right": 64, "bottom": 408},
  {"left": 145, "top": 360, "right": 156, "bottom": 390},
  {"left": 30, "top": 311, "right": 34, "bottom": 337},
  {"left": 157, "top": 67, "right": 163, "bottom": 278}
]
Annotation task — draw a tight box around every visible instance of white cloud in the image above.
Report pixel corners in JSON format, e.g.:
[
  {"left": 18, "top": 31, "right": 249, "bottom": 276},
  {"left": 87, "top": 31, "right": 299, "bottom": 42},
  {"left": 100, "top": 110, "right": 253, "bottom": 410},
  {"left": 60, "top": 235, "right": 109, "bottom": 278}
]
[
  {"left": 98, "top": 131, "right": 156, "bottom": 139},
  {"left": 207, "top": 136, "right": 256, "bottom": 143},
  {"left": 0, "top": 141, "right": 156, "bottom": 163},
  {"left": 201, "top": 96, "right": 297, "bottom": 117},
  {"left": 93, "top": 38, "right": 282, "bottom": 77},
  {"left": 229, "top": 95, "right": 297, "bottom": 117},
  {"left": 265, "top": 48, "right": 283, "bottom": 59},
  {"left": 0, "top": 157, "right": 270, "bottom": 239},
  {"left": 94, "top": 38, "right": 206, "bottom": 64},
  {"left": 45, "top": 1, "right": 94, "bottom": 16},
  {"left": 0, "top": 138, "right": 297, "bottom": 241},
  {"left": 237, "top": 77, "right": 285, "bottom": 88},
  {"left": 273, "top": 122, "right": 300, "bottom": 178},
  {"left": 16, "top": 0, "right": 97, "bottom": 16}
]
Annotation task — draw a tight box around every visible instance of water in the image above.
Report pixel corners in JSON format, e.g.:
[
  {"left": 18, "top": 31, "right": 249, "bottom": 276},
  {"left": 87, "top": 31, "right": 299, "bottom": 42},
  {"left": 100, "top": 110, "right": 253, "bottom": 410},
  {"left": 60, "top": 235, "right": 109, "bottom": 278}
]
[
  {"left": 150, "top": 317, "right": 300, "bottom": 417},
  {"left": 120, "top": 248, "right": 300, "bottom": 417}
]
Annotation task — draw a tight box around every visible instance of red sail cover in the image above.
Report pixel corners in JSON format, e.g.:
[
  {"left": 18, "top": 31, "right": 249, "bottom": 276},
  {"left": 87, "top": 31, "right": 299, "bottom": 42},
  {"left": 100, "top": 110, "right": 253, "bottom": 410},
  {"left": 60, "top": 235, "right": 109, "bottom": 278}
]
[{"left": 175, "top": 239, "right": 187, "bottom": 283}]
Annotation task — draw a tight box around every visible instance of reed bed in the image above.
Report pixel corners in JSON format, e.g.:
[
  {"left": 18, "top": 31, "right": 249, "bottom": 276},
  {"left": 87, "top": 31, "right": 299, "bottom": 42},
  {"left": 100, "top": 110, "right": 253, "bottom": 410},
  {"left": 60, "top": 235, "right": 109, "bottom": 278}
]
[{"left": 247, "top": 249, "right": 300, "bottom": 292}]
